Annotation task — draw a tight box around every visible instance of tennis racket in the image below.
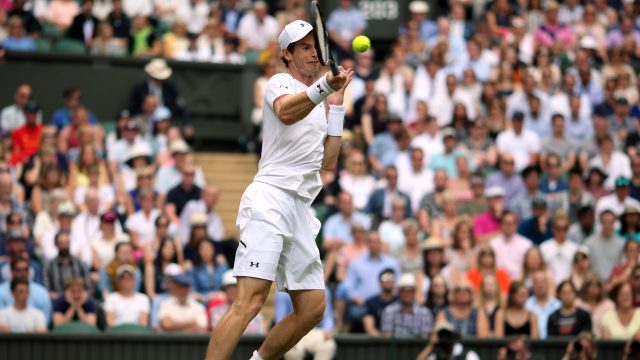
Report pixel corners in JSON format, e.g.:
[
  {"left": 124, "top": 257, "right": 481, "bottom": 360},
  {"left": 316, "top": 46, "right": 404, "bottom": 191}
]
[{"left": 310, "top": 0, "right": 339, "bottom": 76}]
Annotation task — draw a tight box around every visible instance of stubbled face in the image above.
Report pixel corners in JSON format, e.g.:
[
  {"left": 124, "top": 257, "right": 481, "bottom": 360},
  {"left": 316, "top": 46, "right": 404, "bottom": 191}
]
[{"left": 283, "top": 33, "right": 320, "bottom": 77}]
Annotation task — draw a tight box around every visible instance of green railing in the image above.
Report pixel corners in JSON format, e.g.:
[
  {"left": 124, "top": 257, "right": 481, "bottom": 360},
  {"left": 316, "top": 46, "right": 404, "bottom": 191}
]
[{"left": 0, "top": 333, "right": 627, "bottom": 360}]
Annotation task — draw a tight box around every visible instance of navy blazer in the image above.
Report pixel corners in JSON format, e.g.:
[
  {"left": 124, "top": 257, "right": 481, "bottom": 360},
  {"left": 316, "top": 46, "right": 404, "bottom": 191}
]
[{"left": 364, "top": 189, "right": 412, "bottom": 222}]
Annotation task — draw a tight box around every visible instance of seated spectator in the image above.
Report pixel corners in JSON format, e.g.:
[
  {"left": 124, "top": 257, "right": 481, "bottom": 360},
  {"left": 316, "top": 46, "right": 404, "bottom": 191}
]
[
  {"left": 326, "top": 0, "right": 366, "bottom": 59},
  {"left": 596, "top": 176, "right": 640, "bottom": 218},
  {"left": 0, "top": 230, "right": 40, "bottom": 285},
  {"left": 568, "top": 204, "right": 596, "bottom": 245},
  {"left": 521, "top": 246, "right": 556, "bottom": 297},
  {"left": 576, "top": 277, "right": 615, "bottom": 339},
  {"left": 490, "top": 212, "right": 532, "bottom": 280},
  {"left": 275, "top": 288, "right": 336, "bottom": 360},
  {"left": 164, "top": 163, "right": 201, "bottom": 225},
  {"left": 148, "top": 106, "right": 176, "bottom": 163},
  {"left": 367, "top": 116, "right": 402, "bottom": 174},
  {"left": 540, "top": 154, "right": 569, "bottom": 214},
  {"left": 158, "top": 268, "right": 207, "bottom": 333},
  {"left": 424, "top": 274, "right": 448, "bottom": 318},
  {"left": 590, "top": 135, "right": 631, "bottom": 191},
  {"left": 586, "top": 210, "right": 625, "bottom": 280},
  {"left": 189, "top": 239, "right": 228, "bottom": 303},
  {"left": 362, "top": 268, "right": 397, "bottom": 336},
  {"left": 50, "top": 88, "right": 98, "bottom": 131},
  {"left": 382, "top": 273, "right": 433, "bottom": 337},
  {"left": 108, "top": 121, "right": 148, "bottom": 177},
  {"left": 47, "top": 0, "right": 80, "bottom": 30},
  {"left": 57, "top": 108, "right": 106, "bottom": 162},
  {"left": 393, "top": 220, "right": 424, "bottom": 276},
  {"left": 496, "top": 112, "right": 541, "bottom": 173},
  {"left": 601, "top": 282, "right": 640, "bottom": 339},
  {"left": 0, "top": 84, "right": 33, "bottom": 133},
  {"left": 99, "top": 242, "right": 141, "bottom": 298},
  {"left": 10, "top": 100, "right": 43, "bottom": 166},
  {"left": 30, "top": 163, "right": 66, "bottom": 217},
  {"left": 517, "top": 197, "right": 553, "bottom": 246},
  {"left": 126, "top": 187, "right": 160, "bottom": 255},
  {"left": 104, "top": 264, "right": 150, "bottom": 328},
  {"left": 90, "top": 21, "right": 127, "bottom": 56},
  {"left": 525, "top": 270, "right": 561, "bottom": 339},
  {"left": 52, "top": 277, "right": 98, "bottom": 328},
  {"left": 429, "top": 128, "right": 474, "bottom": 178},
  {"left": 144, "top": 237, "right": 180, "bottom": 299},
  {"left": 466, "top": 246, "right": 510, "bottom": 296},
  {"left": 609, "top": 240, "right": 639, "bottom": 290},
  {"left": 154, "top": 140, "right": 205, "bottom": 196},
  {"left": 477, "top": 274, "right": 502, "bottom": 336},
  {"left": 435, "top": 281, "right": 487, "bottom": 337},
  {"left": 122, "top": 151, "right": 154, "bottom": 202},
  {"left": 496, "top": 281, "right": 539, "bottom": 338},
  {"left": 43, "top": 231, "right": 91, "bottom": 300},
  {"left": 0, "top": 278, "right": 46, "bottom": 333},
  {"left": 364, "top": 166, "right": 411, "bottom": 226},
  {"left": 473, "top": 186, "right": 506, "bottom": 245},
  {"left": 617, "top": 205, "right": 640, "bottom": 243},
  {"left": 417, "top": 169, "right": 448, "bottom": 235},
  {"left": 1, "top": 16, "right": 35, "bottom": 51},
  {"left": 0, "top": 257, "right": 50, "bottom": 324},
  {"left": 563, "top": 170, "right": 594, "bottom": 224},
  {"left": 378, "top": 197, "right": 409, "bottom": 253},
  {"left": 7, "top": 0, "right": 42, "bottom": 35},
  {"left": 396, "top": 147, "right": 434, "bottom": 212},
  {"left": 547, "top": 281, "right": 592, "bottom": 337},
  {"left": 568, "top": 247, "right": 594, "bottom": 291},
  {"left": 91, "top": 211, "right": 129, "bottom": 271},
  {"left": 70, "top": 188, "right": 107, "bottom": 265},
  {"left": 417, "top": 238, "right": 447, "bottom": 297},
  {"left": 161, "top": 20, "right": 189, "bottom": 59},
  {"left": 129, "top": 15, "right": 160, "bottom": 57},
  {"left": 70, "top": 145, "right": 111, "bottom": 199},
  {"left": 539, "top": 115, "right": 577, "bottom": 175},
  {"left": 341, "top": 231, "right": 400, "bottom": 332},
  {"left": 485, "top": 153, "right": 526, "bottom": 208},
  {"left": 540, "top": 211, "right": 578, "bottom": 284},
  {"left": 236, "top": 0, "right": 278, "bottom": 55},
  {"left": 68, "top": 0, "right": 99, "bottom": 45},
  {"left": 39, "top": 202, "right": 75, "bottom": 264}
]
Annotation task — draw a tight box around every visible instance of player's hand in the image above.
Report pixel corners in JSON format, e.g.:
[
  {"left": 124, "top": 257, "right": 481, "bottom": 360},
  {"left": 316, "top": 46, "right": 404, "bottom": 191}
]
[{"left": 326, "top": 66, "right": 354, "bottom": 105}]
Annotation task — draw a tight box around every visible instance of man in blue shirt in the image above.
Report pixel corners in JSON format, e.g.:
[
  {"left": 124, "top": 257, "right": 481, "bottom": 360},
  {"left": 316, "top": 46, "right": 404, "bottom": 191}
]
[
  {"left": 2, "top": 16, "right": 35, "bottom": 52},
  {"left": 326, "top": 0, "right": 367, "bottom": 59},
  {"left": 525, "top": 270, "right": 561, "bottom": 339},
  {"left": 518, "top": 197, "right": 553, "bottom": 245},
  {"left": 323, "top": 191, "right": 371, "bottom": 250},
  {"left": 50, "top": 88, "right": 99, "bottom": 130},
  {"left": 429, "top": 127, "right": 474, "bottom": 178},
  {"left": 342, "top": 231, "right": 400, "bottom": 332},
  {"left": 0, "top": 257, "right": 51, "bottom": 324},
  {"left": 275, "top": 288, "right": 336, "bottom": 360}
]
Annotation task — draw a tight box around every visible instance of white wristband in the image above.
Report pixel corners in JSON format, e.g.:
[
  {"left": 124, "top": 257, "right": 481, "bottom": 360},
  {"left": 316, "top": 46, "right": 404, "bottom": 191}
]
[
  {"left": 306, "top": 74, "right": 336, "bottom": 105},
  {"left": 327, "top": 105, "right": 345, "bottom": 137}
]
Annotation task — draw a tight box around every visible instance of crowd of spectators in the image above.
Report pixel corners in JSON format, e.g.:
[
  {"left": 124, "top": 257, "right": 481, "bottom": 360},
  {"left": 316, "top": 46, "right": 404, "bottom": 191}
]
[{"left": 1, "top": 0, "right": 640, "bottom": 357}]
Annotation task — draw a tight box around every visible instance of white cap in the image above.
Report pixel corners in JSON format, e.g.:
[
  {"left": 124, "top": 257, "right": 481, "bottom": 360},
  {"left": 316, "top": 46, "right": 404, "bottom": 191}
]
[
  {"left": 222, "top": 270, "right": 237, "bottom": 287},
  {"left": 163, "top": 263, "right": 183, "bottom": 277},
  {"left": 484, "top": 186, "right": 505, "bottom": 198},
  {"left": 279, "top": 20, "right": 313, "bottom": 50},
  {"left": 409, "top": 1, "right": 429, "bottom": 13},
  {"left": 397, "top": 273, "right": 416, "bottom": 289},
  {"left": 170, "top": 139, "right": 190, "bottom": 154},
  {"left": 579, "top": 36, "right": 598, "bottom": 50},
  {"left": 152, "top": 106, "right": 172, "bottom": 122}
]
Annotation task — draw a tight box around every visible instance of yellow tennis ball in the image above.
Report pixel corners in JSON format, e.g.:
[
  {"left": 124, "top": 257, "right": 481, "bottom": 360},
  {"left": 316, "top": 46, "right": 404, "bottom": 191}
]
[{"left": 352, "top": 35, "right": 371, "bottom": 53}]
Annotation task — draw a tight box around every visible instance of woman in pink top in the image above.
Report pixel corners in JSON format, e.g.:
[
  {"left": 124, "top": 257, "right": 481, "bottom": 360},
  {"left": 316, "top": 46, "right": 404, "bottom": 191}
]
[{"left": 48, "top": 0, "right": 80, "bottom": 30}]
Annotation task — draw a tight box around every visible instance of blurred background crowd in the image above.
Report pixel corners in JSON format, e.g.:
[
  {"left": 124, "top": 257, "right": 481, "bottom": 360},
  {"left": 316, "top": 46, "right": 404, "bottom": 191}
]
[{"left": 1, "top": 0, "right": 640, "bottom": 358}]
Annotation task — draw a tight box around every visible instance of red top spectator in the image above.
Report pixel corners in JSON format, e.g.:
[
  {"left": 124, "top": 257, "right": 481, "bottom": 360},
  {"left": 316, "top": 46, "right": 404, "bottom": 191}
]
[{"left": 10, "top": 100, "right": 43, "bottom": 166}]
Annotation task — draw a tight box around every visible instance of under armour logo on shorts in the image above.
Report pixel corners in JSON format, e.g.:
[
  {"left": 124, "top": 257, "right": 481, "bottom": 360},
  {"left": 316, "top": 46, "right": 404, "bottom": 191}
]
[
  {"left": 250, "top": 262, "right": 260, "bottom": 268},
  {"left": 317, "top": 84, "right": 324, "bottom": 94}
]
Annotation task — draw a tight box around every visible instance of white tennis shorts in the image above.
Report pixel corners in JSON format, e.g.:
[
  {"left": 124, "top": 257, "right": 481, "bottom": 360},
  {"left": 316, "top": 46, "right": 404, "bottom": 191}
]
[{"left": 233, "top": 181, "right": 324, "bottom": 291}]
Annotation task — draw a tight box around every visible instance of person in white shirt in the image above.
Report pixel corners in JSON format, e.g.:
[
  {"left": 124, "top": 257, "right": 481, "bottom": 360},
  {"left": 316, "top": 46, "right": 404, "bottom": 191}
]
[
  {"left": 338, "top": 151, "right": 375, "bottom": 210},
  {"left": 0, "top": 278, "right": 46, "bottom": 333},
  {"left": 70, "top": 189, "right": 104, "bottom": 266},
  {"left": 496, "top": 111, "right": 541, "bottom": 172},
  {"left": 104, "top": 264, "right": 150, "bottom": 328},
  {"left": 428, "top": 74, "right": 476, "bottom": 127},
  {"left": 490, "top": 212, "right": 533, "bottom": 279},
  {"left": 540, "top": 211, "right": 578, "bottom": 284},
  {"left": 206, "top": 20, "right": 352, "bottom": 360},
  {"left": 236, "top": 1, "right": 279, "bottom": 53},
  {"left": 0, "top": 84, "right": 38, "bottom": 132},
  {"left": 125, "top": 187, "right": 160, "bottom": 252},
  {"left": 158, "top": 271, "right": 207, "bottom": 332},
  {"left": 122, "top": 0, "right": 153, "bottom": 17},
  {"left": 595, "top": 176, "right": 640, "bottom": 219},
  {"left": 91, "top": 211, "right": 130, "bottom": 270},
  {"left": 410, "top": 115, "right": 444, "bottom": 163},
  {"left": 179, "top": 184, "right": 225, "bottom": 246},
  {"left": 589, "top": 135, "right": 632, "bottom": 191},
  {"left": 397, "top": 147, "right": 434, "bottom": 211},
  {"left": 176, "top": 0, "right": 209, "bottom": 34}
]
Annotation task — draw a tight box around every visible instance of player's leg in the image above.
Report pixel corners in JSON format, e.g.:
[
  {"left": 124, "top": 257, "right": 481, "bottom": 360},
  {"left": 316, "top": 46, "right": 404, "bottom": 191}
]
[
  {"left": 205, "top": 276, "right": 271, "bottom": 360},
  {"left": 256, "top": 289, "right": 326, "bottom": 360}
]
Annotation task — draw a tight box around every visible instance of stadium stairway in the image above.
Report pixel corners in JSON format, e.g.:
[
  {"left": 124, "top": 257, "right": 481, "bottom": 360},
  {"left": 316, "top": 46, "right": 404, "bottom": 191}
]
[{"left": 194, "top": 153, "right": 277, "bottom": 325}]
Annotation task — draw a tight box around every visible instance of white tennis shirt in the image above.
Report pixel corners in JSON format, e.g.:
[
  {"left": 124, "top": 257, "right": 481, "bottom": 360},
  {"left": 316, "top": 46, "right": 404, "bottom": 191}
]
[{"left": 254, "top": 73, "right": 327, "bottom": 202}]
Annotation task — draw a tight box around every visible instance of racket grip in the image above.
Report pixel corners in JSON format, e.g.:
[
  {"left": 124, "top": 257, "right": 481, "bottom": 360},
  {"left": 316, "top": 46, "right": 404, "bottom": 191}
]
[{"left": 330, "top": 61, "right": 339, "bottom": 76}]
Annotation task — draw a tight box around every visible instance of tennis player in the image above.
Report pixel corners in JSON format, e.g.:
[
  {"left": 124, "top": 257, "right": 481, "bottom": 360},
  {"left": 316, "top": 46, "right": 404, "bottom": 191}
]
[{"left": 205, "top": 20, "right": 353, "bottom": 360}]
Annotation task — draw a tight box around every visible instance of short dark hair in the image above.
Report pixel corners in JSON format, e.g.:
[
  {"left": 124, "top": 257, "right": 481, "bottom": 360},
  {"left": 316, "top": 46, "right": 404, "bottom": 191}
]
[
  {"left": 54, "top": 231, "right": 70, "bottom": 246},
  {"left": 10, "top": 256, "right": 29, "bottom": 271},
  {"left": 556, "top": 280, "right": 577, "bottom": 297},
  {"left": 115, "top": 241, "right": 132, "bottom": 253},
  {"left": 10, "top": 277, "right": 29, "bottom": 291},
  {"left": 609, "top": 282, "right": 631, "bottom": 305},
  {"left": 600, "top": 209, "right": 616, "bottom": 221},
  {"left": 63, "top": 87, "right": 80, "bottom": 99},
  {"left": 280, "top": 42, "right": 296, "bottom": 67}
]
